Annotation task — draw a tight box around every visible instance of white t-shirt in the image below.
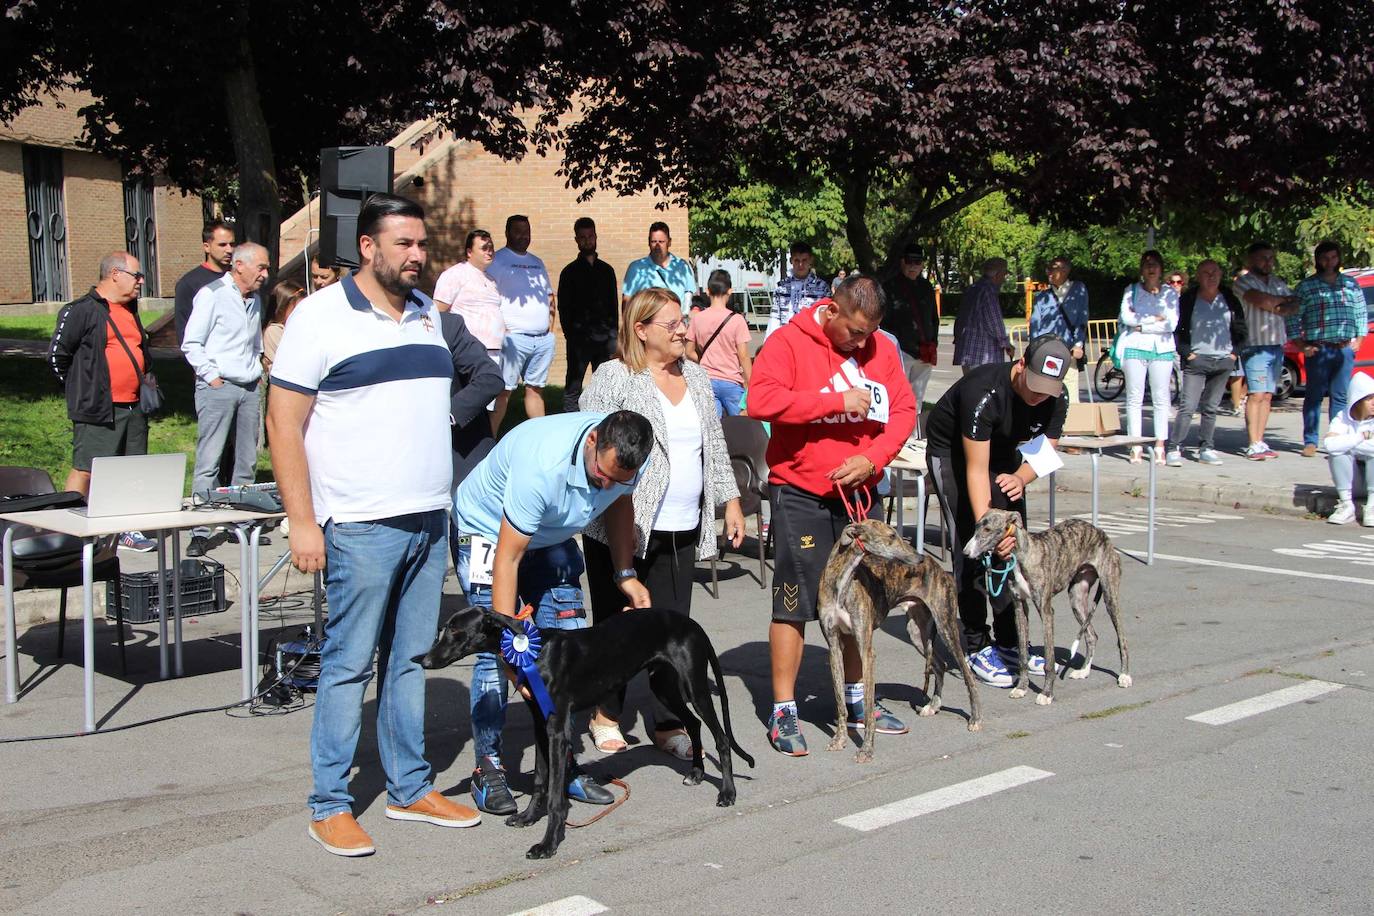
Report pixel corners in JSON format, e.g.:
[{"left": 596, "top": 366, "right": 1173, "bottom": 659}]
[
  {"left": 489, "top": 247, "right": 553, "bottom": 334},
  {"left": 653, "top": 387, "right": 703, "bottom": 531},
  {"left": 268, "top": 275, "right": 453, "bottom": 524}
]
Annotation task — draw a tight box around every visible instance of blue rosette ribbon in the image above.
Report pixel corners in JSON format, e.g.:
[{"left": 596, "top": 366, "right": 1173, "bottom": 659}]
[{"left": 500, "top": 616, "right": 555, "bottom": 718}]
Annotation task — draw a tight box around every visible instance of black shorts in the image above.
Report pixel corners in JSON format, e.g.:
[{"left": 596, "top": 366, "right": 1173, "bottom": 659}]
[
  {"left": 768, "top": 482, "right": 878, "bottom": 623},
  {"left": 72, "top": 404, "right": 148, "bottom": 471}
]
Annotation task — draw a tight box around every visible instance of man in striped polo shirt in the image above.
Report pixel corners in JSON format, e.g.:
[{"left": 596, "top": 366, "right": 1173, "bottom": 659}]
[{"left": 269, "top": 193, "right": 478, "bottom": 857}]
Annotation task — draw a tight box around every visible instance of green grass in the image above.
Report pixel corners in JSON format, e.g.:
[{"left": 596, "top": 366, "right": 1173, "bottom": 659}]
[
  {"left": 0, "top": 350, "right": 565, "bottom": 489},
  {"left": 0, "top": 310, "right": 166, "bottom": 342},
  {"left": 1079, "top": 701, "right": 1151, "bottom": 720}
]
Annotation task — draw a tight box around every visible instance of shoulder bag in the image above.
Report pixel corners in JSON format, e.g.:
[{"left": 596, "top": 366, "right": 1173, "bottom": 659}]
[{"left": 105, "top": 310, "right": 164, "bottom": 416}]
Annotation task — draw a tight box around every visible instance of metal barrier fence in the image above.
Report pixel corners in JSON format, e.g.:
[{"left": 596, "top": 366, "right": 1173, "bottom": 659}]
[{"left": 1008, "top": 318, "right": 1119, "bottom": 357}]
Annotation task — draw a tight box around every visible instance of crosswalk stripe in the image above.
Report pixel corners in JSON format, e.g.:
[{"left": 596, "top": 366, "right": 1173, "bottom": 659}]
[
  {"left": 835, "top": 765, "right": 1054, "bottom": 832},
  {"left": 1186, "top": 680, "right": 1345, "bottom": 726}
]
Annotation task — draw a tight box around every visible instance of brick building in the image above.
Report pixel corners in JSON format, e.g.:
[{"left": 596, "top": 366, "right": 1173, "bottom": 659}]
[{"left": 0, "top": 88, "right": 204, "bottom": 306}]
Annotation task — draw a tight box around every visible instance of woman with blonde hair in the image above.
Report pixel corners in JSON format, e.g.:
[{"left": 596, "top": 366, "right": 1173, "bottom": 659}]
[{"left": 581, "top": 287, "right": 746, "bottom": 758}]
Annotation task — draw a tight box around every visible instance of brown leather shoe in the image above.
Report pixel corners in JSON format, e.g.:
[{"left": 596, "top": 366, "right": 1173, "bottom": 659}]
[
  {"left": 385, "top": 790, "right": 482, "bottom": 828},
  {"left": 309, "top": 811, "right": 375, "bottom": 857},
  {"left": 1302, "top": 443, "right": 1318, "bottom": 458}
]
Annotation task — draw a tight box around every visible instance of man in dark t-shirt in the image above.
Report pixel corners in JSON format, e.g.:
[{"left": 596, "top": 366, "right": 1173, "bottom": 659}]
[
  {"left": 925, "top": 334, "right": 1070, "bottom": 689},
  {"left": 556, "top": 217, "right": 619, "bottom": 412},
  {"left": 174, "top": 219, "right": 235, "bottom": 343}
]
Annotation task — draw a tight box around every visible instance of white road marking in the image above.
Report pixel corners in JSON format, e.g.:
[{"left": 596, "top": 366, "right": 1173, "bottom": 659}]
[
  {"left": 507, "top": 896, "right": 609, "bottom": 916},
  {"left": 835, "top": 766, "right": 1053, "bottom": 832},
  {"left": 1186, "top": 680, "right": 1345, "bottom": 726},
  {"left": 1078, "top": 510, "right": 1244, "bottom": 537},
  {"left": 1122, "top": 550, "right": 1374, "bottom": 585}
]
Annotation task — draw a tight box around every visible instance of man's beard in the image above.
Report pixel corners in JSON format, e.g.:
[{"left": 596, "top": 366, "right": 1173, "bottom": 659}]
[{"left": 373, "top": 258, "right": 420, "bottom": 296}]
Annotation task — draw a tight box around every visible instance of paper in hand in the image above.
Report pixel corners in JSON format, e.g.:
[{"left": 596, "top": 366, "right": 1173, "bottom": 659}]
[{"left": 1019, "top": 435, "right": 1064, "bottom": 477}]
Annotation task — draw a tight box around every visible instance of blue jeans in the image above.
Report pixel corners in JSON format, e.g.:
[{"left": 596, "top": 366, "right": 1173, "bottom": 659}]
[
  {"left": 1302, "top": 346, "right": 1354, "bottom": 446},
  {"left": 457, "top": 536, "right": 587, "bottom": 765},
  {"left": 309, "top": 510, "right": 448, "bottom": 820},
  {"left": 710, "top": 378, "right": 745, "bottom": 418}
]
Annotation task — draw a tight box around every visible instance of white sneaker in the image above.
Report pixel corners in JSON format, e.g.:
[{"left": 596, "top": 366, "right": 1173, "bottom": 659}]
[
  {"left": 1165, "top": 449, "right": 1183, "bottom": 467},
  {"left": 1329, "top": 500, "right": 1356, "bottom": 525},
  {"left": 1197, "top": 449, "right": 1224, "bottom": 466},
  {"left": 1363, "top": 504, "right": 1374, "bottom": 528}
]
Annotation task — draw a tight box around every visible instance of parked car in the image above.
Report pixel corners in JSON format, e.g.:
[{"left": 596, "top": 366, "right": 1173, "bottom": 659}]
[{"left": 1275, "top": 267, "right": 1374, "bottom": 400}]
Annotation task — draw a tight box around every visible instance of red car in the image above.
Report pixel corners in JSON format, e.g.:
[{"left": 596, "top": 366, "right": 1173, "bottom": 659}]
[{"left": 1276, "top": 267, "right": 1374, "bottom": 400}]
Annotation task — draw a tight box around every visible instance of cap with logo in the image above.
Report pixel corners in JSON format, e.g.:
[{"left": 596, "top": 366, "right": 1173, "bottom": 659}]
[{"left": 1022, "top": 334, "right": 1071, "bottom": 396}]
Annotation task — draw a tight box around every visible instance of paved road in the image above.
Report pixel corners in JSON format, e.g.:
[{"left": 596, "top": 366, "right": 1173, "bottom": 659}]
[{"left": 2, "top": 488, "right": 1371, "bottom": 915}]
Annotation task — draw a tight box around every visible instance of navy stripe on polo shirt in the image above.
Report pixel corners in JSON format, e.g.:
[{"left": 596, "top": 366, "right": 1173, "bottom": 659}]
[{"left": 268, "top": 274, "right": 453, "bottom": 524}]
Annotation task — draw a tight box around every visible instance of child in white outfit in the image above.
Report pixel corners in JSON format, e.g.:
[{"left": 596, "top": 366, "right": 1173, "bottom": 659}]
[{"left": 1325, "top": 371, "right": 1374, "bottom": 525}]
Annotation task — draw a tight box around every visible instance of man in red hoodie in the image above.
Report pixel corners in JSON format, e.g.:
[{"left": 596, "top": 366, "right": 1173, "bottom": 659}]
[{"left": 748, "top": 276, "right": 917, "bottom": 755}]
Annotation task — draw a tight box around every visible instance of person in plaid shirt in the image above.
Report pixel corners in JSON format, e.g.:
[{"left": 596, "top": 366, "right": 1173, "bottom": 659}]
[
  {"left": 1289, "top": 241, "right": 1367, "bottom": 456},
  {"left": 954, "top": 257, "right": 1014, "bottom": 372},
  {"left": 765, "top": 242, "right": 833, "bottom": 338}
]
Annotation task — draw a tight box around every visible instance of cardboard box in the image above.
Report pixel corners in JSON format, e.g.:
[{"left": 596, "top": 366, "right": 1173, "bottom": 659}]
[{"left": 1063, "top": 403, "right": 1121, "bottom": 437}]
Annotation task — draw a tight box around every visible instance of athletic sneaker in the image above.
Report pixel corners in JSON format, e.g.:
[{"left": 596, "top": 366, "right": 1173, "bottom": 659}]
[
  {"left": 1196, "top": 449, "right": 1224, "bottom": 466},
  {"left": 1243, "top": 443, "right": 1270, "bottom": 461},
  {"left": 566, "top": 763, "right": 614, "bottom": 805},
  {"left": 968, "top": 645, "right": 1013, "bottom": 688},
  {"left": 470, "top": 756, "right": 517, "bottom": 815},
  {"left": 1165, "top": 449, "right": 1183, "bottom": 467},
  {"left": 1364, "top": 504, "right": 1374, "bottom": 528},
  {"left": 768, "top": 706, "right": 808, "bottom": 756},
  {"left": 845, "top": 697, "right": 909, "bottom": 735},
  {"left": 997, "top": 645, "right": 1046, "bottom": 676},
  {"left": 1328, "top": 500, "right": 1356, "bottom": 525},
  {"left": 1256, "top": 441, "right": 1277, "bottom": 459},
  {"left": 117, "top": 531, "right": 156, "bottom": 552}
]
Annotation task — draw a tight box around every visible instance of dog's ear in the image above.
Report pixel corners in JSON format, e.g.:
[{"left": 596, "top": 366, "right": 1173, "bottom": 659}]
[
  {"left": 482, "top": 606, "right": 525, "bottom": 635},
  {"left": 1006, "top": 511, "right": 1024, "bottom": 530}
]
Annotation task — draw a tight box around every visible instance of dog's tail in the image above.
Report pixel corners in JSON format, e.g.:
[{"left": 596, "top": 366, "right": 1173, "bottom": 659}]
[{"left": 707, "top": 639, "right": 756, "bottom": 769}]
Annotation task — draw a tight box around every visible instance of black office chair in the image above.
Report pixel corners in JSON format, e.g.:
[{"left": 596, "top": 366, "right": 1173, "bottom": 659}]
[
  {"left": 708, "top": 417, "right": 771, "bottom": 597},
  {"left": 0, "top": 466, "right": 126, "bottom": 672}
]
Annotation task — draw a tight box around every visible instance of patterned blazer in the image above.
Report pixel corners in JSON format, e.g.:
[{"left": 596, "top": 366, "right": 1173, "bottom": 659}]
[{"left": 581, "top": 358, "right": 740, "bottom": 560}]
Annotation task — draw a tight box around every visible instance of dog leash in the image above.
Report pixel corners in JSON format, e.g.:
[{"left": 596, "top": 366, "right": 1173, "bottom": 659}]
[
  {"left": 981, "top": 552, "right": 1017, "bottom": 598},
  {"left": 834, "top": 482, "right": 873, "bottom": 523},
  {"left": 567, "top": 777, "right": 632, "bottom": 828}
]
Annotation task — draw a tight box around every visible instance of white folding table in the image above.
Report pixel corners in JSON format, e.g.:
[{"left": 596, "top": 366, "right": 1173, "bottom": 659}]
[
  {"left": 3, "top": 505, "right": 281, "bottom": 732},
  {"left": 887, "top": 453, "right": 926, "bottom": 557},
  {"left": 1046, "top": 434, "right": 1157, "bottom": 564}
]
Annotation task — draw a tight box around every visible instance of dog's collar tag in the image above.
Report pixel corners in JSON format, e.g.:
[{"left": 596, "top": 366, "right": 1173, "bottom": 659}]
[{"left": 500, "top": 618, "right": 555, "bottom": 718}]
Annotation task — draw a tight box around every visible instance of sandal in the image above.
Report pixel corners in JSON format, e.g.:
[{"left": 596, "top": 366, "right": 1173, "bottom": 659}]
[
  {"left": 1129, "top": 446, "right": 1143, "bottom": 464},
  {"left": 588, "top": 719, "right": 628, "bottom": 754},
  {"left": 654, "top": 730, "right": 694, "bottom": 761},
  {"left": 1153, "top": 444, "right": 1166, "bottom": 466}
]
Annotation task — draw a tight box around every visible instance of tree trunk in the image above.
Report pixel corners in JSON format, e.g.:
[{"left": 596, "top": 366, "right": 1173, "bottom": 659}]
[
  {"left": 221, "top": 30, "right": 280, "bottom": 273},
  {"left": 840, "top": 167, "right": 876, "bottom": 274}
]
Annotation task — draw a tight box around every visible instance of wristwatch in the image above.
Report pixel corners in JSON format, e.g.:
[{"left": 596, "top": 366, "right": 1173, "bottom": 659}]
[{"left": 613, "top": 567, "right": 638, "bottom": 584}]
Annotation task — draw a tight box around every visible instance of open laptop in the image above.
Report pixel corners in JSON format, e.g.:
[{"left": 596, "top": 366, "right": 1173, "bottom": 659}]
[{"left": 72, "top": 453, "right": 187, "bottom": 517}]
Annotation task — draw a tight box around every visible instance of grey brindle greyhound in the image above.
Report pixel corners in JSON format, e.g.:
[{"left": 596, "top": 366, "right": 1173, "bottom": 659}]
[
  {"left": 818, "top": 519, "right": 983, "bottom": 763},
  {"left": 962, "top": 509, "right": 1131, "bottom": 705}
]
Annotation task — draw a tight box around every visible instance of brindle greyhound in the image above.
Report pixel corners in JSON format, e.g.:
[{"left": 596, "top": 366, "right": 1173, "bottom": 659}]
[
  {"left": 962, "top": 509, "right": 1131, "bottom": 705},
  {"left": 818, "top": 519, "right": 984, "bottom": 763}
]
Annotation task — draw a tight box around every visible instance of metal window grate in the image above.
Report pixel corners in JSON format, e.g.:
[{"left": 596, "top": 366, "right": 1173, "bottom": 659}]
[
  {"left": 123, "top": 176, "right": 159, "bottom": 292},
  {"left": 23, "top": 145, "right": 69, "bottom": 302}
]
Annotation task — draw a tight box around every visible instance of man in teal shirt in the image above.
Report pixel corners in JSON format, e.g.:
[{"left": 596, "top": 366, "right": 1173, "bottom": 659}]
[{"left": 622, "top": 221, "right": 697, "bottom": 316}]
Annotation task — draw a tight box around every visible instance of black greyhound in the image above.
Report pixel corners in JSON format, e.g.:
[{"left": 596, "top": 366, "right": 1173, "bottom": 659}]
[{"left": 420, "top": 606, "right": 755, "bottom": 859}]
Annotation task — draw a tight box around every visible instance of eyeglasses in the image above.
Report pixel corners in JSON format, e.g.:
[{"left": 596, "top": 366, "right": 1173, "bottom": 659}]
[
  {"left": 588, "top": 451, "right": 639, "bottom": 489},
  {"left": 113, "top": 267, "right": 146, "bottom": 282},
  {"left": 1167, "top": 279, "right": 1186, "bottom": 287},
  {"left": 641, "top": 318, "right": 685, "bottom": 334},
  {"left": 475, "top": 244, "right": 494, "bottom": 253}
]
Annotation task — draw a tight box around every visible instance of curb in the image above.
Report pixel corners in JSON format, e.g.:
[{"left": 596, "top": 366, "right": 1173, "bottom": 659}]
[{"left": 1050, "top": 466, "right": 1334, "bottom": 518}]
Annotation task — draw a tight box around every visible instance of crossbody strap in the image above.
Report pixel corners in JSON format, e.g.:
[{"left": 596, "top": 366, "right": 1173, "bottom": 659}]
[
  {"left": 696, "top": 311, "right": 737, "bottom": 359},
  {"left": 104, "top": 309, "right": 147, "bottom": 383}
]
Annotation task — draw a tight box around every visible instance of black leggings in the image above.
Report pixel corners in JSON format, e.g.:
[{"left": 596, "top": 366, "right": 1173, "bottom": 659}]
[
  {"left": 584, "top": 525, "right": 699, "bottom": 731},
  {"left": 926, "top": 452, "right": 1025, "bottom": 655}
]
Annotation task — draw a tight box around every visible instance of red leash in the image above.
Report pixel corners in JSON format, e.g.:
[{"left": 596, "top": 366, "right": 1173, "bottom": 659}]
[{"left": 835, "top": 481, "right": 873, "bottom": 523}]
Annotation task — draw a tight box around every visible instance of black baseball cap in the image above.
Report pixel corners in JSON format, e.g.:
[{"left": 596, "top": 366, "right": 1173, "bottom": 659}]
[
  {"left": 1022, "top": 334, "right": 1071, "bottom": 396},
  {"left": 902, "top": 243, "right": 926, "bottom": 262}
]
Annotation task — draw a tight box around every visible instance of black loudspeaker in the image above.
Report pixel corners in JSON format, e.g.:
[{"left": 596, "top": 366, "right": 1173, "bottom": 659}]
[{"left": 319, "top": 146, "right": 395, "bottom": 269}]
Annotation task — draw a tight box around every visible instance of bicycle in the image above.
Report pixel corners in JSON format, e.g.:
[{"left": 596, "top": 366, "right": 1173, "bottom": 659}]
[{"left": 1093, "top": 347, "right": 1180, "bottom": 405}]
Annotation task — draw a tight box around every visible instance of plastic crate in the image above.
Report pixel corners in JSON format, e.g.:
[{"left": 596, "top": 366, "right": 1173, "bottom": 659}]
[{"left": 107, "top": 559, "right": 227, "bottom": 624}]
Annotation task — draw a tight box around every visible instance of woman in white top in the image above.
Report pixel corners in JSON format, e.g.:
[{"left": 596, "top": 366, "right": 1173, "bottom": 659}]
[
  {"left": 1117, "top": 250, "right": 1180, "bottom": 464},
  {"left": 434, "top": 229, "right": 507, "bottom": 432},
  {"left": 581, "top": 287, "right": 746, "bottom": 759}
]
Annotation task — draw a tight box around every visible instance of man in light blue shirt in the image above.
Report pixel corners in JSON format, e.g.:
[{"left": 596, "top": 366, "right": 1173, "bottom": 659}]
[
  {"left": 182, "top": 241, "right": 266, "bottom": 500},
  {"left": 622, "top": 221, "right": 696, "bottom": 316},
  {"left": 451, "top": 409, "right": 654, "bottom": 814}
]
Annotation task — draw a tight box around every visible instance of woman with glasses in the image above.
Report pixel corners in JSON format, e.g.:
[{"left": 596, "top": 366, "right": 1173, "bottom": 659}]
[
  {"left": 434, "top": 229, "right": 506, "bottom": 434},
  {"left": 1118, "top": 250, "right": 1181, "bottom": 464},
  {"left": 580, "top": 287, "right": 746, "bottom": 758}
]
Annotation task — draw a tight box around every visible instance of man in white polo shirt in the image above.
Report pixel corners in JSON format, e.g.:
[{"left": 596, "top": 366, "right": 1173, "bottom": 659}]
[
  {"left": 268, "top": 193, "right": 479, "bottom": 858},
  {"left": 451, "top": 409, "right": 653, "bottom": 815},
  {"left": 490, "top": 214, "right": 555, "bottom": 433}
]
